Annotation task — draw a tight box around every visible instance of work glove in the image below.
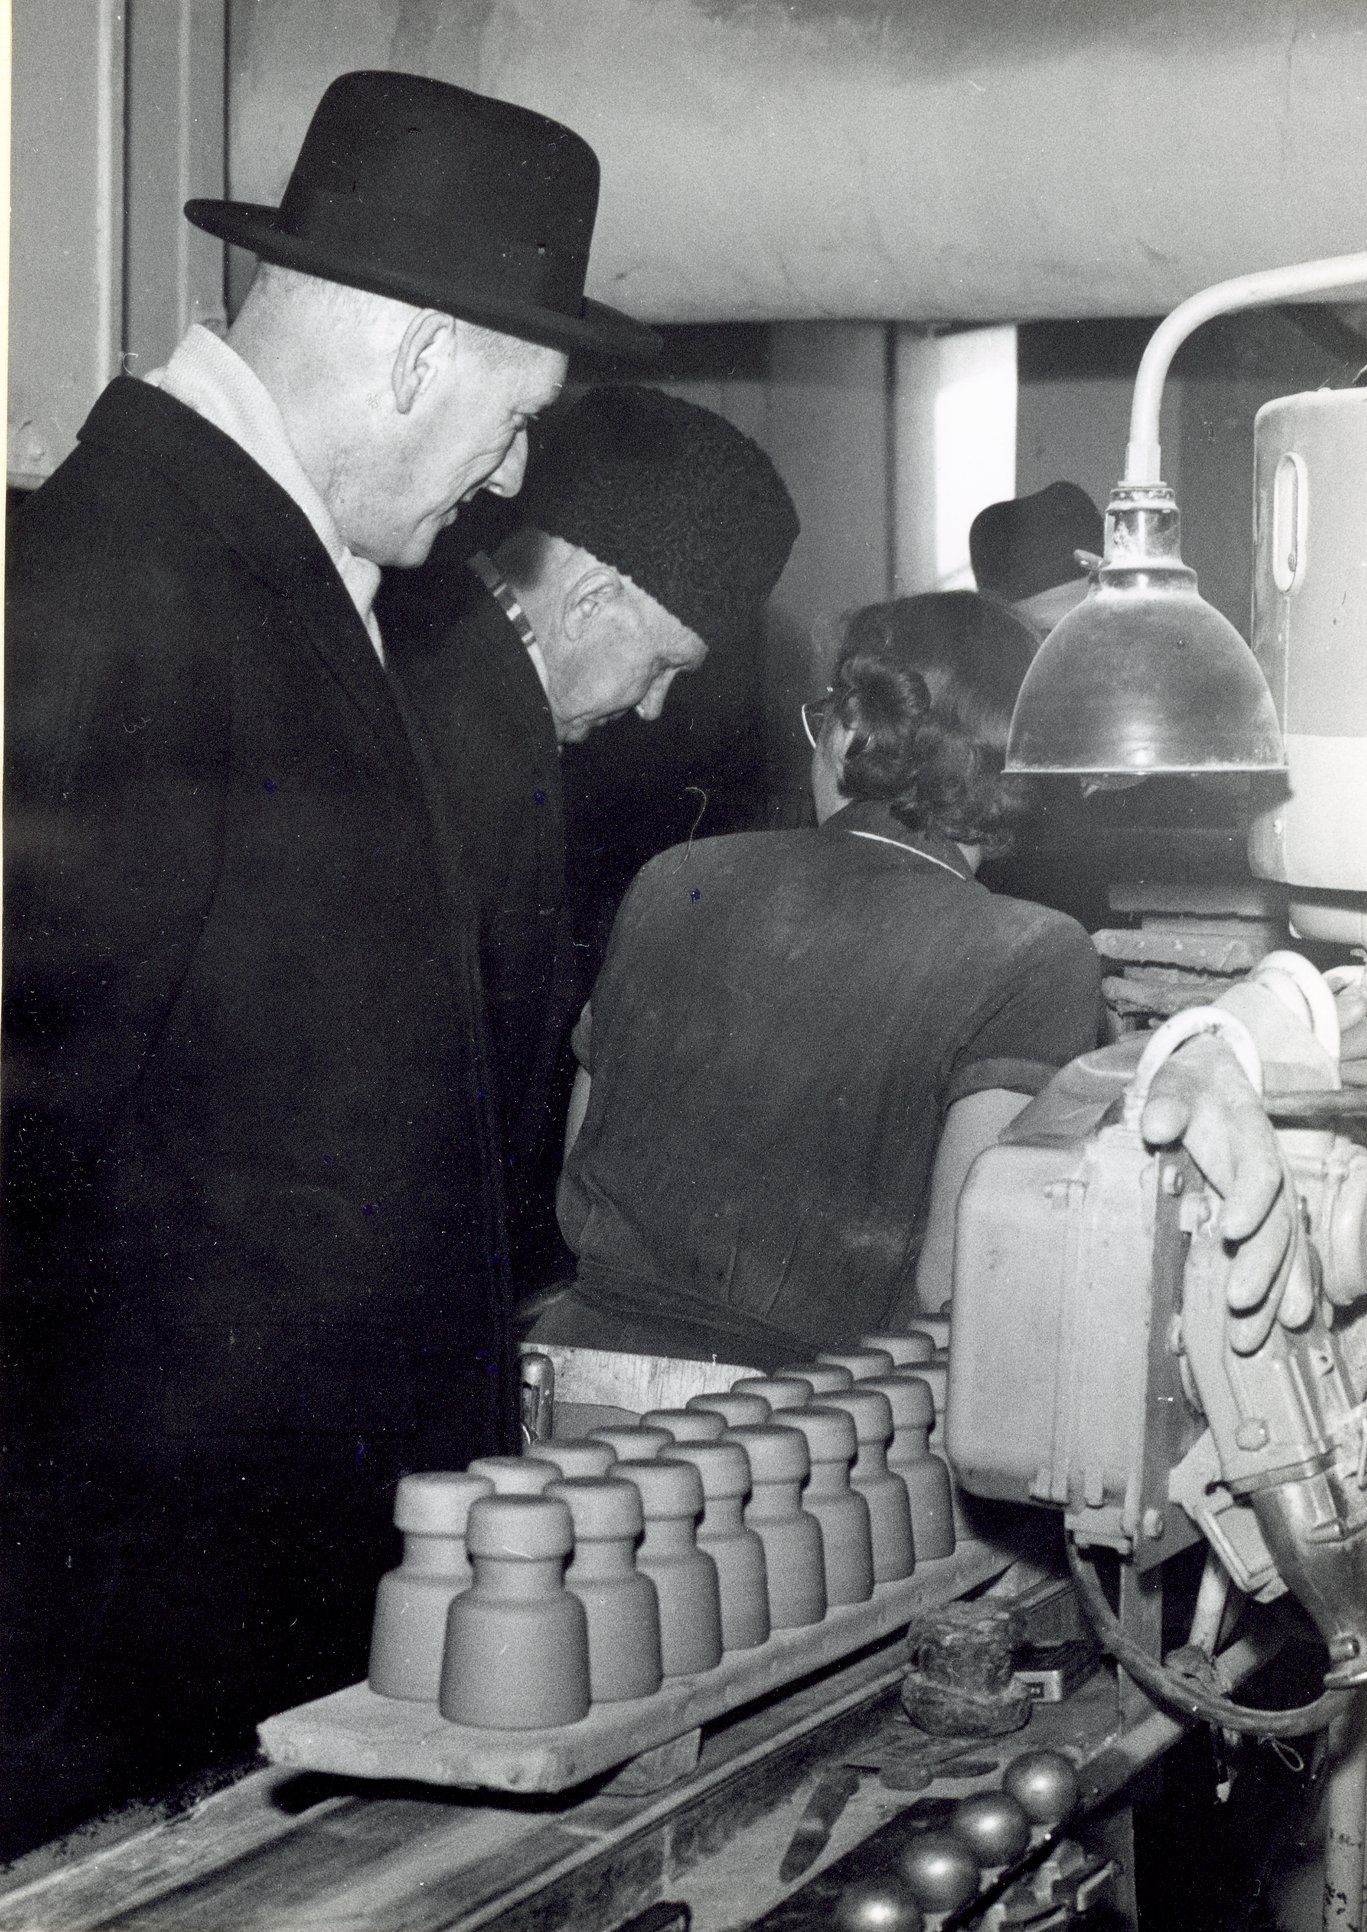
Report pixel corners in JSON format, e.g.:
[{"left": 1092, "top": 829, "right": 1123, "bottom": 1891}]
[
  {"left": 1140, "top": 1033, "right": 1312, "bottom": 1349},
  {"left": 1333, "top": 972, "right": 1367, "bottom": 1087}
]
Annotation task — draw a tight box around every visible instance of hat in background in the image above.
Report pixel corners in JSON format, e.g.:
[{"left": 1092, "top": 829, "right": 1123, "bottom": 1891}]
[
  {"left": 185, "top": 70, "right": 658, "bottom": 363},
  {"left": 969, "top": 482, "right": 1104, "bottom": 604},
  {"left": 520, "top": 387, "right": 800, "bottom": 645}
]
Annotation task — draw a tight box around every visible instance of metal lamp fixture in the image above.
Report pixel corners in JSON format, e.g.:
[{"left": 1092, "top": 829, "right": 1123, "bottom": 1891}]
[
  {"left": 1005, "top": 480, "right": 1284, "bottom": 776},
  {"left": 1005, "top": 250, "right": 1367, "bottom": 777}
]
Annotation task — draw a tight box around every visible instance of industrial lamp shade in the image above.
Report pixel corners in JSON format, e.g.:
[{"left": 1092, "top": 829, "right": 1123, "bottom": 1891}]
[{"left": 1004, "top": 484, "right": 1286, "bottom": 776}]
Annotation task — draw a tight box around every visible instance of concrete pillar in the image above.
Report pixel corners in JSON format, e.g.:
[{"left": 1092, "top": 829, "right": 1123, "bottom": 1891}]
[
  {"left": 9, "top": 0, "right": 228, "bottom": 485},
  {"left": 761, "top": 322, "right": 892, "bottom": 815},
  {"left": 892, "top": 325, "right": 1016, "bottom": 596},
  {"left": 124, "top": 0, "right": 229, "bottom": 377},
  {"left": 10, "top": 0, "right": 127, "bottom": 486}
]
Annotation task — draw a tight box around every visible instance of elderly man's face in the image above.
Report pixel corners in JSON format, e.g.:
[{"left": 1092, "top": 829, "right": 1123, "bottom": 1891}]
[
  {"left": 544, "top": 580, "right": 708, "bottom": 744},
  {"left": 378, "top": 329, "right": 566, "bottom": 568}
]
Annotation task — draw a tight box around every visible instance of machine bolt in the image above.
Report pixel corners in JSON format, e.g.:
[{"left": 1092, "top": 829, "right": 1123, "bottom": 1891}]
[
  {"left": 1234, "top": 1418, "right": 1269, "bottom": 1452},
  {"left": 898, "top": 1834, "right": 980, "bottom": 1914},
  {"left": 1003, "top": 1750, "right": 1081, "bottom": 1827},
  {"left": 952, "top": 1791, "right": 1031, "bottom": 1867},
  {"left": 1141, "top": 1508, "right": 1165, "bottom": 1540}
]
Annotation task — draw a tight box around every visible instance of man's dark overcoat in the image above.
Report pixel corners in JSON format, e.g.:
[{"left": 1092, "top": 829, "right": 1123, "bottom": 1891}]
[
  {"left": 381, "top": 562, "right": 580, "bottom": 1291},
  {"left": 2, "top": 377, "right": 515, "bottom": 1849}
]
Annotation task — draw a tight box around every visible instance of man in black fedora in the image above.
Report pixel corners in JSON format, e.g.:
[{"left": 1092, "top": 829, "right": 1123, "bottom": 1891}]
[
  {"left": 2, "top": 70, "right": 655, "bottom": 1851},
  {"left": 969, "top": 480, "right": 1104, "bottom": 643}
]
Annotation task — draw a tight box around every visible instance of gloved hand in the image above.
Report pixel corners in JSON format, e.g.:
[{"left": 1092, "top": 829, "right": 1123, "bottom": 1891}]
[
  {"left": 1334, "top": 974, "right": 1367, "bottom": 1088},
  {"left": 1140, "top": 1033, "right": 1312, "bottom": 1347}
]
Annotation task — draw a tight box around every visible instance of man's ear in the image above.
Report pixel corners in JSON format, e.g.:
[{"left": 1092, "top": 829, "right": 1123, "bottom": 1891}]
[
  {"left": 562, "top": 560, "right": 623, "bottom": 642},
  {"left": 392, "top": 310, "right": 455, "bottom": 415}
]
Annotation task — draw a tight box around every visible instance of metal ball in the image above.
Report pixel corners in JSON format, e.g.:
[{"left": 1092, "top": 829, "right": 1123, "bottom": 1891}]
[
  {"left": 897, "top": 1830, "right": 981, "bottom": 1913},
  {"left": 951, "top": 1790, "right": 1032, "bottom": 1867},
  {"left": 1002, "top": 1749, "right": 1081, "bottom": 1827},
  {"left": 833, "top": 1874, "right": 925, "bottom": 1932}
]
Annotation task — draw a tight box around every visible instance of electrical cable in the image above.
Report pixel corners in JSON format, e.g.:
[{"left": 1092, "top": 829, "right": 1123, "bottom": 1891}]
[{"left": 1066, "top": 1535, "right": 1351, "bottom": 1738}]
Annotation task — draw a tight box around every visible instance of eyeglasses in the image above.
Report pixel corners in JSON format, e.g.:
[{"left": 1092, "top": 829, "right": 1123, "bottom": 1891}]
[{"left": 801, "top": 690, "right": 835, "bottom": 750}]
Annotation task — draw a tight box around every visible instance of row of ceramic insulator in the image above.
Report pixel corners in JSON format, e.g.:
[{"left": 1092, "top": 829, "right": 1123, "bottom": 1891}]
[{"left": 369, "top": 1336, "right": 956, "bottom": 1727}]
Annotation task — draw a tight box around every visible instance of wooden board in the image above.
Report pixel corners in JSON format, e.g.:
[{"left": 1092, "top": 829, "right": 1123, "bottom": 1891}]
[
  {"left": 0, "top": 1579, "right": 1099, "bottom": 1932},
  {"left": 258, "top": 1542, "right": 1004, "bottom": 1795}
]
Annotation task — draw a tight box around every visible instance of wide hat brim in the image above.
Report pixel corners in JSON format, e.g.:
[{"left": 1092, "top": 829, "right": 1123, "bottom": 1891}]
[{"left": 186, "top": 197, "right": 661, "bottom": 364}]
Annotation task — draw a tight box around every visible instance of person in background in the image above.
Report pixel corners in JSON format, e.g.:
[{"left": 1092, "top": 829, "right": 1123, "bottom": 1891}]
[
  {"left": 969, "top": 480, "right": 1104, "bottom": 643},
  {"left": 533, "top": 590, "right": 1103, "bottom": 1367},
  {"left": 1, "top": 71, "right": 655, "bottom": 1852},
  {"left": 380, "top": 386, "right": 798, "bottom": 1297}
]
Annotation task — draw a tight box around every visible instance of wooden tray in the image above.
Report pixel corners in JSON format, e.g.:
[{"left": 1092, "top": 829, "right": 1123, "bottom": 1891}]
[{"left": 258, "top": 1542, "right": 1004, "bottom": 1795}]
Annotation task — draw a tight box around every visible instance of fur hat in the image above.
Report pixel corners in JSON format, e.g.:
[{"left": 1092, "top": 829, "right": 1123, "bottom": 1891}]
[
  {"left": 969, "top": 482, "right": 1104, "bottom": 604},
  {"left": 520, "top": 387, "right": 799, "bottom": 645}
]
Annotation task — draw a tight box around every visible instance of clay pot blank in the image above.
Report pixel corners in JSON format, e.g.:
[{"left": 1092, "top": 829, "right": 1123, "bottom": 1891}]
[
  {"left": 588, "top": 1425, "right": 673, "bottom": 1463},
  {"left": 771, "top": 1408, "right": 873, "bottom": 1605},
  {"left": 730, "top": 1374, "right": 813, "bottom": 1413},
  {"left": 368, "top": 1471, "right": 493, "bottom": 1702},
  {"left": 859, "top": 1330, "right": 935, "bottom": 1368},
  {"left": 642, "top": 1407, "right": 727, "bottom": 1443},
  {"left": 615, "top": 1458, "right": 723, "bottom": 1676},
  {"left": 822, "top": 1388, "right": 914, "bottom": 1582},
  {"left": 776, "top": 1362, "right": 855, "bottom": 1395},
  {"left": 894, "top": 1360, "right": 947, "bottom": 1444},
  {"left": 550, "top": 1477, "right": 663, "bottom": 1702},
  {"left": 467, "top": 1454, "right": 558, "bottom": 1496},
  {"left": 726, "top": 1425, "right": 826, "bottom": 1628},
  {"left": 525, "top": 1439, "right": 617, "bottom": 1481},
  {"left": 439, "top": 1495, "right": 589, "bottom": 1729},
  {"left": 816, "top": 1346, "right": 896, "bottom": 1383},
  {"left": 669, "top": 1440, "right": 770, "bottom": 1650},
  {"left": 866, "top": 1375, "right": 954, "bottom": 1560},
  {"left": 688, "top": 1391, "right": 771, "bottom": 1428}
]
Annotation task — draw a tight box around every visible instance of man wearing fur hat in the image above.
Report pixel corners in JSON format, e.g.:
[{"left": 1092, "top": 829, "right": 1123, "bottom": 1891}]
[
  {"left": 380, "top": 386, "right": 798, "bottom": 1297},
  {"left": 3, "top": 72, "right": 655, "bottom": 1850}
]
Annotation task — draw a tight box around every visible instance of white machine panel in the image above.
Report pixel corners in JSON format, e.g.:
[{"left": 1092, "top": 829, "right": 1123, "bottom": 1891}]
[{"left": 1248, "top": 386, "right": 1367, "bottom": 944}]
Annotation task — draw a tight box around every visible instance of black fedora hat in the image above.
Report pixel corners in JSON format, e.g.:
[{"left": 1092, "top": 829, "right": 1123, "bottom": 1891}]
[
  {"left": 969, "top": 481, "right": 1104, "bottom": 604},
  {"left": 185, "top": 70, "right": 659, "bottom": 363}
]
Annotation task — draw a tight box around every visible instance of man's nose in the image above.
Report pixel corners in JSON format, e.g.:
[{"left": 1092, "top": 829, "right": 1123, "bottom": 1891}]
[{"left": 484, "top": 430, "right": 529, "bottom": 499}]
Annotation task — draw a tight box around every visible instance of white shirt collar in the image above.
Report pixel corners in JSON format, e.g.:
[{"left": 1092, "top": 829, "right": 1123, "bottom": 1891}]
[{"left": 145, "top": 325, "right": 385, "bottom": 665}]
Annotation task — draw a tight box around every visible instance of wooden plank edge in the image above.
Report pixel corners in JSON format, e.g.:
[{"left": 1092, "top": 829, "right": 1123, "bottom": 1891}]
[{"left": 258, "top": 1542, "right": 1002, "bottom": 1794}]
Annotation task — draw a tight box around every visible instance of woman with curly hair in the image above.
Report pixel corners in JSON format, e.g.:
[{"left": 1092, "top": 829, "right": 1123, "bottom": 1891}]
[{"left": 533, "top": 591, "right": 1103, "bottom": 1367}]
